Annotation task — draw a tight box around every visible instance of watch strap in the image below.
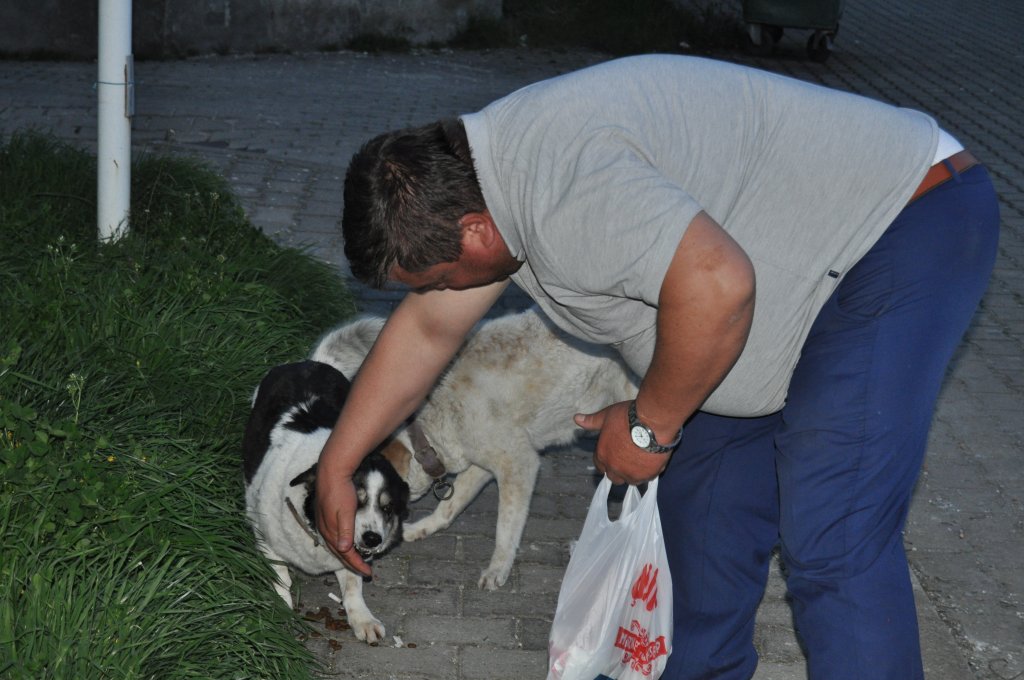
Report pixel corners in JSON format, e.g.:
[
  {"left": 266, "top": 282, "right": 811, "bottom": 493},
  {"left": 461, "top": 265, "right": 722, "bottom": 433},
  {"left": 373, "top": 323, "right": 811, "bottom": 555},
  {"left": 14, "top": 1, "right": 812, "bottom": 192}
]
[{"left": 628, "top": 400, "right": 683, "bottom": 453}]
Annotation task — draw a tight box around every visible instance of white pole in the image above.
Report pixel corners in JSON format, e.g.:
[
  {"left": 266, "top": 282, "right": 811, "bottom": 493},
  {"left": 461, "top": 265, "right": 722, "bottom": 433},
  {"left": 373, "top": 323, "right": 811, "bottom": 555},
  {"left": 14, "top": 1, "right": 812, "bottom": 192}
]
[{"left": 97, "top": 0, "right": 133, "bottom": 242}]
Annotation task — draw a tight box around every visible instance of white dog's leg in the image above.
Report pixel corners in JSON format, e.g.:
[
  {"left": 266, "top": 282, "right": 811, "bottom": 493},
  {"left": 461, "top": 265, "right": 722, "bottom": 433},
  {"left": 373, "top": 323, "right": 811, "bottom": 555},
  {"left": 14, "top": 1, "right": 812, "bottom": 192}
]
[
  {"left": 256, "top": 539, "right": 294, "bottom": 608},
  {"left": 478, "top": 451, "right": 541, "bottom": 591},
  {"left": 403, "top": 464, "right": 494, "bottom": 542},
  {"left": 337, "top": 568, "right": 385, "bottom": 643}
]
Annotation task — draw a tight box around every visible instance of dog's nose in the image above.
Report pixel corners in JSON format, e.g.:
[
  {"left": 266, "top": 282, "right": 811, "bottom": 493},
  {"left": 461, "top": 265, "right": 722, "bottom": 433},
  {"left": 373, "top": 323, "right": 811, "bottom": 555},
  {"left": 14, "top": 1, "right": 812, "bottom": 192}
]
[{"left": 362, "top": 532, "right": 382, "bottom": 548}]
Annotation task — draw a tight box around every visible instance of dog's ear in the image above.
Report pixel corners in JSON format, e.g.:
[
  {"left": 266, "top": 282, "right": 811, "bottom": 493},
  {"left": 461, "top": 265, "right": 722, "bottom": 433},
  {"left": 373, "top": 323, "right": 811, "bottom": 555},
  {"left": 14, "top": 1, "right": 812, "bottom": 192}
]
[
  {"left": 379, "top": 439, "right": 412, "bottom": 480},
  {"left": 289, "top": 463, "right": 318, "bottom": 488}
]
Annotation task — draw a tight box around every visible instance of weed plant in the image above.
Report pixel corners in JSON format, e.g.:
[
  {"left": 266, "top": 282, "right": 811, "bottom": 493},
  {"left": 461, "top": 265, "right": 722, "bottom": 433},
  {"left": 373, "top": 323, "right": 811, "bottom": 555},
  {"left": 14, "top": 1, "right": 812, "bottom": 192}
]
[{"left": 0, "top": 133, "right": 355, "bottom": 678}]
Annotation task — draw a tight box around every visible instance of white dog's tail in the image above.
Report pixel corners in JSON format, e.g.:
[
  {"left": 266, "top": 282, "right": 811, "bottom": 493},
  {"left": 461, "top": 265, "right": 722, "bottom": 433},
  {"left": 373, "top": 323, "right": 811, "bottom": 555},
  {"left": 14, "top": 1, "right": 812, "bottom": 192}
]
[{"left": 310, "top": 316, "right": 386, "bottom": 376}]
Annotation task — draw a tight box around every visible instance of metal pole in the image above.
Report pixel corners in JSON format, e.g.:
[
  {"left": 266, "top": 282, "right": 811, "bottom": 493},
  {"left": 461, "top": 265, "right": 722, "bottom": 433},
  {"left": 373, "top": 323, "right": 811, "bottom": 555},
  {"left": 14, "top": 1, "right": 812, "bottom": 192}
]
[{"left": 97, "top": 0, "right": 133, "bottom": 242}]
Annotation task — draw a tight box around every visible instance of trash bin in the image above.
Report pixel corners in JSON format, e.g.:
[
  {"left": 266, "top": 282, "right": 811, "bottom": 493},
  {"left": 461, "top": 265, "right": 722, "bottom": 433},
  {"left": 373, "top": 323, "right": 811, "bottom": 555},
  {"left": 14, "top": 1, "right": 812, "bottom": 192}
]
[{"left": 742, "top": 0, "right": 844, "bottom": 62}]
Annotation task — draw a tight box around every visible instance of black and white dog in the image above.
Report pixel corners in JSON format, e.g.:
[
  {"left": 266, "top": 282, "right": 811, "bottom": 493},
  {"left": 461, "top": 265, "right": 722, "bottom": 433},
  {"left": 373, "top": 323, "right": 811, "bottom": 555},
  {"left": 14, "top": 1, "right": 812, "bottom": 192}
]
[{"left": 242, "top": 360, "right": 410, "bottom": 643}]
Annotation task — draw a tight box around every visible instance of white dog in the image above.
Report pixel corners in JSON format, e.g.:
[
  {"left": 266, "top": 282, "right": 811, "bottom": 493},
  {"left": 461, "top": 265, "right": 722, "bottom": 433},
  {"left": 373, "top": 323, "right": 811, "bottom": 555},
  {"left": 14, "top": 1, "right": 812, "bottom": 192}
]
[{"left": 311, "top": 305, "right": 639, "bottom": 591}]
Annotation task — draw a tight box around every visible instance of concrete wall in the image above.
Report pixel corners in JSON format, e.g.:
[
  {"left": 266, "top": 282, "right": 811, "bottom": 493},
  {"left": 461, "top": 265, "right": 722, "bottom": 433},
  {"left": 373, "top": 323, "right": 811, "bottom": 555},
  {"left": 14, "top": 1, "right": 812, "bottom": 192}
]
[{"left": 0, "top": 0, "right": 501, "bottom": 60}]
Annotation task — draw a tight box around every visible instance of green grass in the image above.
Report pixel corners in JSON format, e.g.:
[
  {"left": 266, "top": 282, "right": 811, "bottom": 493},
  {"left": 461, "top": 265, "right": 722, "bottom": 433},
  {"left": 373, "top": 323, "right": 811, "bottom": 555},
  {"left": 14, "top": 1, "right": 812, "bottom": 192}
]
[{"left": 0, "top": 132, "right": 356, "bottom": 678}]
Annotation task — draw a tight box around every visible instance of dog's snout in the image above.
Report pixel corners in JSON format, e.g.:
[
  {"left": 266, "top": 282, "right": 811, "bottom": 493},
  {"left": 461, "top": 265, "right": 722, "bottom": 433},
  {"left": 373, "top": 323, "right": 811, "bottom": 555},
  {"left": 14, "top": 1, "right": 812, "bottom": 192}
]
[{"left": 362, "top": 532, "right": 383, "bottom": 548}]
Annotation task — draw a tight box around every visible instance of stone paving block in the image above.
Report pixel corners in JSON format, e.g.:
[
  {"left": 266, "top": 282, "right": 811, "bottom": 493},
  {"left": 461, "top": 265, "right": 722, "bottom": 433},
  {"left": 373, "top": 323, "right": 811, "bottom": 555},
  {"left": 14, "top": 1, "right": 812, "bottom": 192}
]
[
  {"left": 976, "top": 444, "right": 1024, "bottom": 482},
  {"left": 405, "top": 615, "right": 517, "bottom": 648},
  {"left": 751, "top": 661, "right": 808, "bottom": 680},
  {"left": 437, "top": 510, "right": 503, "bottom": 540},
  {"left": 515, "top": 616, "right": 555, "bottom": 651},
  {"left": 461, "top": 647, "right": 549, "bottom": 679},
  {"left": 225, "top": 182, "right": 262, "bottom": 198},
  {"left": 917, "top": 456, "right": 991, "bottom": 493},
  {"left": 312, "top": 637, "right": 459, "bottom": 679},
  {"left": 754, "top": 622, "right": 806, "bottom": 665},
  {"left": 402, "top": 532, "right": 460, "bottom": 560},
  {"left": 463, "top": 587, "right": 559, "bottom": 619},
  {"left": 299, "top": 201, "right": 344, "bottom": 222},
  {"left": 512, "top": 563, "right": 576, "bottom": 598},
  {"left": 754, "top": 598, "right": 796, "bottom": 629},
  {"left": 288, "top": 234, "right": 344, "bottom": 261},
  {"left": 247, "top": 205, "right": 297, "bottom": 232},
  {"left": 974, "top": 387, "right": 1024, "bottom": 416},
  {"left": 523, "top": 491, "right": 562, "bottom": 518},
  {"left": 555, "top": 495, "right": 598, "bottom": 521},
  {"left": 507, "top": 539, "right": 570, "bottom": 568},
  {"left": 521, "top": 516, "right": 599, "bottom": 545},
  {"left": 382, "top": 585, "right": 461, "bottom": 619},
  {"left": 406, "top": 559, "right": 487, "bottom": 590}
]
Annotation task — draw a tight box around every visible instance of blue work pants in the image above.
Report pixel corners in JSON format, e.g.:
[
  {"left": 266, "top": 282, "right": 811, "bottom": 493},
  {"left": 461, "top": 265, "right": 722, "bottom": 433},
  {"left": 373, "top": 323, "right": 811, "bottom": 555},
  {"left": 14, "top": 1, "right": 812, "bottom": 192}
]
[{"left": 658, "top": 164, "right": 1000, "bottom": 680}]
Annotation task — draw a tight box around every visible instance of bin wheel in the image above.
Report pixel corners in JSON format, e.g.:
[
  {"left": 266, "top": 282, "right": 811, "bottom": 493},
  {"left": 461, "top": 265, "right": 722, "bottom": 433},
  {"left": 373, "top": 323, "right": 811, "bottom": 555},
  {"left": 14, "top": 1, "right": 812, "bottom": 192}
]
[
  {"left": 743, "top": 23, "right": 780, "bottom": 56},
  {"left": 806, "top": 30, "right": 834, "bottom": 62}
]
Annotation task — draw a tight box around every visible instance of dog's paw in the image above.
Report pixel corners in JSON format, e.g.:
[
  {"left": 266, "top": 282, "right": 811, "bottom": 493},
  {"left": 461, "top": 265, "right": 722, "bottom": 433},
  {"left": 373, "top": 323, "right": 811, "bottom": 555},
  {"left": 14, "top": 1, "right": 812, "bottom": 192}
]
[
  {"left": 478, "top": 565, "right": 511, "bottom": 591},
  {"left": 350, "top": 614, "right": 386, "bottom": 644},
  {"left": 403, "top": 518, "right": 439, "bottom": 543}
]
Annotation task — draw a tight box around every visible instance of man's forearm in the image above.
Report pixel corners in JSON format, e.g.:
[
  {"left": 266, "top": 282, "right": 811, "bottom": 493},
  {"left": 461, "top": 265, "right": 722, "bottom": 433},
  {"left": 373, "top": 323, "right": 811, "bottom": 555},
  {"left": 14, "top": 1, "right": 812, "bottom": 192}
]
[{"left": 319, "top": 280, "right": 508, "bottom": 473}]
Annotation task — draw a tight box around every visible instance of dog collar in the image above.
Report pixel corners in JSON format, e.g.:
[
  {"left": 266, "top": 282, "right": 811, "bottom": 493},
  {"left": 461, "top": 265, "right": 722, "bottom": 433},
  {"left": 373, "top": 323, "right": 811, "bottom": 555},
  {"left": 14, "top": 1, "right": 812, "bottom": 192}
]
[
  {"left": 407, "top": 420, "right": 453, "bottom": 500},
  {"left": 408, "top": 420, "right": 445, "bottom": 478},
  {"left": 285, "top": 496, "right": 320, "bottom": 547}
]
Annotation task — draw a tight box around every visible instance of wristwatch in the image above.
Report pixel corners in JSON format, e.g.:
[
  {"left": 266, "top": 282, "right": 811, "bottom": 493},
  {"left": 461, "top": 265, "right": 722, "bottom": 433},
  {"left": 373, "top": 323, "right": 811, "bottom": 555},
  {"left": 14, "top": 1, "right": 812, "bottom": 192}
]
[{"left": 628, "top": 400, "right": 683, "bottom": 454}]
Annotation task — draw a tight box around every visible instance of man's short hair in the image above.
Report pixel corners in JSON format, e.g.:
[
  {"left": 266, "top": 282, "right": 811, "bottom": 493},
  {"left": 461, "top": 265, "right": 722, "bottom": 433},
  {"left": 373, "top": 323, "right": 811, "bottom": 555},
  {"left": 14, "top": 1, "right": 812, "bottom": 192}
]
[{"left": 342, "top": 119, "right": 485, "bottom": 288}]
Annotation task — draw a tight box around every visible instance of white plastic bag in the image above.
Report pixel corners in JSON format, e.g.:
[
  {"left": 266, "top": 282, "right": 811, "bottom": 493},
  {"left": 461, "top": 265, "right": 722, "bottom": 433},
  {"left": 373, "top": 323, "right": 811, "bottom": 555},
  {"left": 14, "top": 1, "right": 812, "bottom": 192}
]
[{"left": 548, "top": 476, "right": 672, "bottom": 680}]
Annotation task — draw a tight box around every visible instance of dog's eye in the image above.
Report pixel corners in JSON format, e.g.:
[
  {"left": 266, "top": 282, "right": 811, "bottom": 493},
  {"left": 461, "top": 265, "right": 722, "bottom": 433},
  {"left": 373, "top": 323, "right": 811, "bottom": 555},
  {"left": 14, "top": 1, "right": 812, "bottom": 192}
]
[{"left": 381, "top": 504, "right": 392, "bottom": 514}]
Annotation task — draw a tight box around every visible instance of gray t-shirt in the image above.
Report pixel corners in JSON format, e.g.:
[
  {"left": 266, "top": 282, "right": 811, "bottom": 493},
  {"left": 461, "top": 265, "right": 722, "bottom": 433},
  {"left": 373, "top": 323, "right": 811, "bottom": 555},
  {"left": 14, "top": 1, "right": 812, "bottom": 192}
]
[{"left": 461, "top": 55, "right": 938, "bottom": 417}]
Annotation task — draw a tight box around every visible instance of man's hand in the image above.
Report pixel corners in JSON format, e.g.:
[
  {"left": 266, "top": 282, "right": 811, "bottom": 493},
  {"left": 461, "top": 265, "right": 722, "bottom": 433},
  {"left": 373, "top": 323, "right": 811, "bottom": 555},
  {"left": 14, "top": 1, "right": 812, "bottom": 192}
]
[
  {"left": 315, "top": 468, "right": 372, "bottom": 578},
  {"left": 574, "top": 401, "right": 670, "bottom": 485}
]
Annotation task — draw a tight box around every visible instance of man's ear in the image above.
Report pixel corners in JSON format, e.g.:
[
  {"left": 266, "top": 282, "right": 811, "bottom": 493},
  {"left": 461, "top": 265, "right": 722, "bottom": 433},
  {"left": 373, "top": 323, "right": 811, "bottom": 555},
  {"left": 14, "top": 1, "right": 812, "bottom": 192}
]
[{"left": 460, "top": 211, "right": 497, "bottom": 248}]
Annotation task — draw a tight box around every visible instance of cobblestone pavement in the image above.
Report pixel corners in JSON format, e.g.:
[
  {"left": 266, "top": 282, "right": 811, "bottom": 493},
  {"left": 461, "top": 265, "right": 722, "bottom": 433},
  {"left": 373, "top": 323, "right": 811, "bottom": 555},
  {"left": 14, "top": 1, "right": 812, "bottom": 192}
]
[{"left": 1, "top": 0, "right": 1021, "bottom": 677}]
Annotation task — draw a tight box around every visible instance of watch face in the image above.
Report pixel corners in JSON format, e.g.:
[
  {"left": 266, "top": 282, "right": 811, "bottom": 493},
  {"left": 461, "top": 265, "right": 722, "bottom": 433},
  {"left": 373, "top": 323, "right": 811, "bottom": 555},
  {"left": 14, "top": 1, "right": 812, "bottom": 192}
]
[{"left": 631, "top": 425, "right": 652, "bottom": 449}]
